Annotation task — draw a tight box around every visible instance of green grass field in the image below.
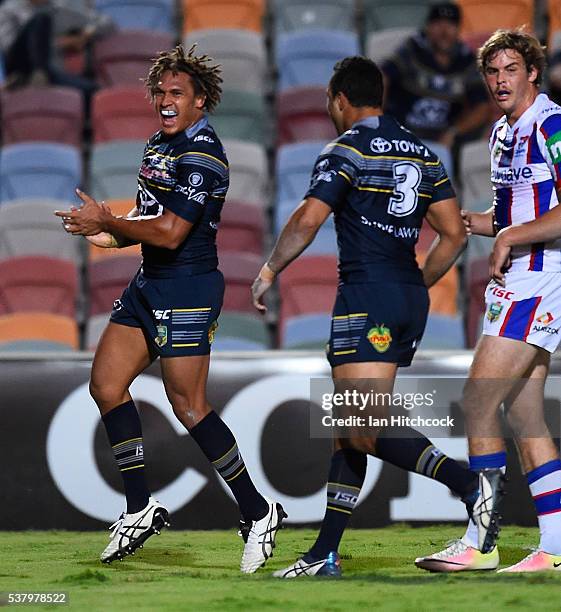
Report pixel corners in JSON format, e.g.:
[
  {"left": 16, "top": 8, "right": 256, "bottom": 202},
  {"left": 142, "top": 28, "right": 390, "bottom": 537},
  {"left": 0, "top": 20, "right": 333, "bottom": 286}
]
[{"left": 1, "top": 526, "right": 560, "bottom": 611}]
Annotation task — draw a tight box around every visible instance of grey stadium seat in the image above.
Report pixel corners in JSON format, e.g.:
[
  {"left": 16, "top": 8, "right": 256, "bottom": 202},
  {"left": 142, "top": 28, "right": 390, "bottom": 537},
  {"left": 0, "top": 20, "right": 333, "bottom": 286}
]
[
  {"left": 366, "top": 27, "right": 415, "bottom": 66},
  {"left": 271, "top": 0, "right": 357, "bottom": 36},
  {"left": 183, "top": 29, "right": 266, "bottom": 95},
  {"left": 89, "top": 140, "right": 145, "bottom": 201},
  {"left": 222, "top": 139, "right": 268, "bottom": 207},
  {"left": 0, "top": 200, "right": 83, "bottom": 263},
  {"left": 460, "top": 140, "right": 493, "bottom": 209}
]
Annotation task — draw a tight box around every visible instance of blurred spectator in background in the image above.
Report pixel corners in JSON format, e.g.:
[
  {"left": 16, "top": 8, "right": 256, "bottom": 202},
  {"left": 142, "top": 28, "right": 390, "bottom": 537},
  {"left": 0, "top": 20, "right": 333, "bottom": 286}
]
[
  {"left": 549, "top": 48, "right": 561, "bottom": 106},
  {"left": 382, "top": 2, "right": 489, "bottom": 176},
  {"left": 0, "top": 0, "right": 113, "bottom": 92}
]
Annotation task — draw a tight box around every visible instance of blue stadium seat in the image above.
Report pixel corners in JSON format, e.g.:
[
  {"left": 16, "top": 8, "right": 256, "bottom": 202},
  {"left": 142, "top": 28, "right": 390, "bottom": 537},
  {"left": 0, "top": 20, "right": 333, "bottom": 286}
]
[
  {"left": 0, "top": 143, "right": 81, "bottom": 204},
  {"left": 271, "top": 0, "right": 357, "bottom": 36},
  {"left": 275, "top": 29, "right": 360, "bottom": 91},
  {"left": 94, "top": 0, "right": 175, "bottom": 33},
  {"left": 275, "top": 199, "right": 337, "bottom": 255},
  {"left": 275, "top": 141, "right": 326, "bottom": 207},
  {"left": 281, "top": 313, "right": 332, "bottom": 349},
  {"left": 420, "top": 314, "right": 466, "bottom": 349},
  {"left": 362, "top": 0, "right": 433, "bottom": 34}
]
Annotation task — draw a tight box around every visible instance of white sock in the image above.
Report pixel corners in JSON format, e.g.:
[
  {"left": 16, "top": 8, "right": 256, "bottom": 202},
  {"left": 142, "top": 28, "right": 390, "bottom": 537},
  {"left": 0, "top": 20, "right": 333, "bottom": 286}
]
[{"left": 527, "top": 459, "right": 561, "bottom": 555}]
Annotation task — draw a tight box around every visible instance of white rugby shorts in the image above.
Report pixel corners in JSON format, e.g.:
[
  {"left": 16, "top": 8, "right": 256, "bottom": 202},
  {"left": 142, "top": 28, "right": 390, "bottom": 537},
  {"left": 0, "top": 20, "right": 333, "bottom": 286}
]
[{"left": 482, "top": 271, "right": 561, "bottom": 352}]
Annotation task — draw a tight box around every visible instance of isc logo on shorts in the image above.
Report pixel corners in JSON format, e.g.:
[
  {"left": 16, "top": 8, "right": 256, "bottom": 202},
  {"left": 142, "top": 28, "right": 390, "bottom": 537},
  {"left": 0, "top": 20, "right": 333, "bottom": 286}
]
[{"left": 153, "top": 309, "right": 171, "bottom": 320}]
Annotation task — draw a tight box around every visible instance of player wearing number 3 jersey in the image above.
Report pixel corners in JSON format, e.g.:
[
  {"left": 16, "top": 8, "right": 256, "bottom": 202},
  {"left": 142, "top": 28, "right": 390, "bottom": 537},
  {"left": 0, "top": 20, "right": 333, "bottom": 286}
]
[{"left": 252, "top": 57, "right": 498, "bottom": 578}]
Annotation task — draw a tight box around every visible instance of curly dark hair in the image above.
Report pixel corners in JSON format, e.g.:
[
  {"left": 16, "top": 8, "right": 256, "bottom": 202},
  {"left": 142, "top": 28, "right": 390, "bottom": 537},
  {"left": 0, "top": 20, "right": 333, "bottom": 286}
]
[
  {"left": 145, "top": 44, "right": 223, "bottom": 113},
  {"left": 478, "top": 29, "right": 546, "bottom": 87}
]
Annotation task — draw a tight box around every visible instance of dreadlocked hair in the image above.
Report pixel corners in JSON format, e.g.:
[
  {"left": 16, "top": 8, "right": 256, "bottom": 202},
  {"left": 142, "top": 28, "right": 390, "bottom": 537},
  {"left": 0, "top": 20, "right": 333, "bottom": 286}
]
[{"left": 145, "top": 44, "right": 223, "bottom": 113}]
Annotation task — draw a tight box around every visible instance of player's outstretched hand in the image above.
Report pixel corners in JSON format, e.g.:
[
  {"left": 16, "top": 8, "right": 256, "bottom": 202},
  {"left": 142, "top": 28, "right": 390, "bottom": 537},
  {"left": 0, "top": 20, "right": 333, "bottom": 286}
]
[
  {"left": 251, "top": 264, "right": 275, "bottom": 313},
  {"left": 460, "top": 209, "right": 473, "bottom": 235},
  {"left": 55, "top": 189, "right": 112, "bottom": 236},
  {"left": 489, "top": 230, "right": 512, "bottom": 287}
]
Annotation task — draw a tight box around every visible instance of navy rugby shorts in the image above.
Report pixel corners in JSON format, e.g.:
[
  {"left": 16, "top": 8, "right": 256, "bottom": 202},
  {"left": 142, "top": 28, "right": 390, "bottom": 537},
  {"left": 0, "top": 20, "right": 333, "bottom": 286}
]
[
  {"left": 327, "top": 282, "right": 429, "bottom": 368},
  {"left": 110, "top": 269, "right": 224, "bottom": 357}
]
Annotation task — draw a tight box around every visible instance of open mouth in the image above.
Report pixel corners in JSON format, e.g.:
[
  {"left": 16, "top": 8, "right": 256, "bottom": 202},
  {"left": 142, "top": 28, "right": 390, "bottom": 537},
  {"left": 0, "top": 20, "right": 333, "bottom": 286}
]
[
  {"left": 495, "top": 89, "right": 510, "bottom": 102},
  {"left": 160, "top": 108, "right": 178, "bottom": 128}
]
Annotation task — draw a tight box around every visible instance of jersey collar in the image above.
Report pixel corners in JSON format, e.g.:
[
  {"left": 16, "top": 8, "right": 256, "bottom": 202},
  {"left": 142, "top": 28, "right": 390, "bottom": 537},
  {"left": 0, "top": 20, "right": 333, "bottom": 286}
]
[
  {"left": 352, "top": 116, "right": 381, "bottom": 130},
  {"left": 185, "top": 115, "right": 209, "bottom": 139}
]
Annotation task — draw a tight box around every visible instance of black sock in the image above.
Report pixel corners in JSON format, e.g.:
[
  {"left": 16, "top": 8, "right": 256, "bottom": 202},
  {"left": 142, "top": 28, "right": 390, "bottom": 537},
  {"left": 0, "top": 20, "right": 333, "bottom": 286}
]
[
  {"left": 375, "top": 426, "right": 478, "bottom": 498},
  {"left": 188, "top": 411, "right": 268, "bottom": 521},
  {"left": 305, "top": 449, "right": 367, "bottom": 561},
  {"left": 102, "top": 400, "right": 150, "bottom": 514}
]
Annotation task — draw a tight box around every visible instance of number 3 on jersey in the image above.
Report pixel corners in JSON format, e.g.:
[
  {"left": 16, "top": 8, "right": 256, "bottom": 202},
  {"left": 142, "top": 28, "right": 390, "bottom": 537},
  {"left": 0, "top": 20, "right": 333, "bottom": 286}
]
[{"left": 388, "top": 161, "right": 421, "bottom": 217}]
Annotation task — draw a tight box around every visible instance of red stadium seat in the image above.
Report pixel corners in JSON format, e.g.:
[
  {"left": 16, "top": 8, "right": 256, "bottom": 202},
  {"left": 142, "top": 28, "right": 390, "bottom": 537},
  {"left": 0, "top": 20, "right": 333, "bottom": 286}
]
[
  {"left": 416, "top": 251, "right": 459, "bottom": 316},
  {"left": 219, "top": 251, "right": 262, "bottom": 312},
  {"left": 0, "top": 256, "right": 78, "bottom": 317},
  {"left": 277, "top": 86, "right": 337, "bottom": 146},
  {"left": 278, "top": 256, "right": 337, "bottom": 336},
  {"left": 88, "top": 256, "right": 141, "bottom": 315},
  {"left": 0, "top": 312, "right": 79, "bottom": 350},
  {"left": 217, "top": 202, "right": 265, "bottom": 256},
  {"left": 93, "top": 31, "right": 174, "bottom": 87},
  {"left": 181, "top": 0, "right": 265, "bottom": 34},
  {"left": 458, "top": 0, "right": 534, "bottom": 37},
  {"left": 467, "top": 257, "right": 489, "bottom": 347},
  {"left": 92, "top": 86, "right": 160, "bottom": 143},
  {"left": 0, "top": 86, "right": 83, "bottom": 146}
]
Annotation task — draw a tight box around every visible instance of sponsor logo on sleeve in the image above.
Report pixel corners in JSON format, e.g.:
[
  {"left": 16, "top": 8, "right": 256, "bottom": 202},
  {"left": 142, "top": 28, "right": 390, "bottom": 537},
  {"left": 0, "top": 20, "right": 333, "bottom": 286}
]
[
  {"left": 546, "top": 131, "right": 561, "bottom": 164},
  {"left": 188, "top": 172, "right": 204, "bottom": 187}
]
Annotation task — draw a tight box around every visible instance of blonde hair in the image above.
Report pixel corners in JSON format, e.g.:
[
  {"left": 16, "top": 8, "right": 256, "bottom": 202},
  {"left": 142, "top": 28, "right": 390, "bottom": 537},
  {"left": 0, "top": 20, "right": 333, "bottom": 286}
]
[
  {"left": 478, "top": 28, "right": 546, "bottom": 86},
  {"left": 145, "top": 44, "right": 223, "bottom": 112}
]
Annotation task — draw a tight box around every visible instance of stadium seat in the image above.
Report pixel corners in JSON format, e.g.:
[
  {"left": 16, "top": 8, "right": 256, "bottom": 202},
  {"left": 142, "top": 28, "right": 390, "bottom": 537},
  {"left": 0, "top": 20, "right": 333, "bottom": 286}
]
[
  {"left": 275, "top": 141, "right": 326, "bottom": 206},
  {"left": 217, "top": 202, "right": 265, "bottom": 255},
  {"left": 210, "top": 90, "right": 266, "bottom": 144},
  {"left": 271, "top": 0, "right": 356, "bottom": 36},
  {"left": 212, "top": 312, "right": 269, "bottom": 350},
  {"left": 85, "top": 313, "right": 110, "bottom": 350},
  {"left": 88, "top": 256, "right": 141, "bottom": 315},
  {"left": 181, "top": 0, "right": 265, "bottom": 34},
  {"left": 278, "top": 255, "right": 337, "bottom": 324},
  {"left": 420, "top": 314, "right": 466, "bottom": 349},
  {"left": 274, "top": 199, "right": 336, "bottom": 254},
  {"left": 222, "top": 140, "right": 268, "bottom": 207},
  {"left": 366, "top": 27, "right": 416, "bottom": 65},
  {"left": 220, "top": 251, "right": 262, "bottom": 312},
  {"left": 457, "top": 0, "right": 534, "bottom": 37},
  {"left": 0, "top": 86, "right": 83, "bottom": 146},
  {"left": 94, "top": 0, "right": 175, "bottom": 33},
  {"left": 0, "top": 313, "right": 79, "bottom": 351},
  {"left": 423, "top": 140, "right": 454, "bottom": 180},
  {"left": 362, "top": 0, "right": 433, "bottom": 33},
  {"left": 0, "top": 200, "right": 82, "bottom": 263},
  {"left": 0, "top": 256, "right": 78, "bottom": 317},
  {"left": 92, "top": 86, "right": 160, "bottom": 144},
  {"left": 89, "top": 141, "right": 145, "bottom": 201},
  {"left": 93, "top": 31, "right": 174, "bottom": 87},
  {"left": 183, "top": 29, "right": 266, "bottom": 95},
  {"left": 550, "top": 0, "right": 561, "bottom": 48},
  {"left": 0, "top": 143, "right": 81, "bottom": 204},
  {"left": 281, "top": 312, "right": 332, "bottom": 349},
  {"left": 276, "top": 87, "right": 337, "bottom": 146},
  {"left": 88, "top": 199, "right": 143, "bottom": 261},
  {"left": 460, "top": 140, "right": 493, "bottom": 208},
  {"left": 275, "top": 29, "right": 360, "bottom": 91},
  {"left": 466, "top": 257, "right": 489, "bottom": 347}
]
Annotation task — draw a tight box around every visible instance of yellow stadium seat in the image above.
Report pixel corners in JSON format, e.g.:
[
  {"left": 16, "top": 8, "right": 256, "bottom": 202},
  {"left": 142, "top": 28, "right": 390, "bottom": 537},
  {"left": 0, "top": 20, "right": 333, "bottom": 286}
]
[
  {"left": 0, "top": 312, "right": 79, "bottom": 349},
  {"left": 88, "top": 199, "right": 142, "bottom": 261},
  {"left": 458, "top": 0, "right": 534, "bottom": 37},
  {"left": 182, "top": 0, "right": 265, "bottom": 35}
]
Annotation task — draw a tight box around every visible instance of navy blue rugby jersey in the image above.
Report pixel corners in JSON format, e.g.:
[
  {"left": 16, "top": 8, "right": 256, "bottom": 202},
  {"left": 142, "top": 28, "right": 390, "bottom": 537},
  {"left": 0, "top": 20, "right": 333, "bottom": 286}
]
[
  {"left": 305, "top": 115, "right": 455, "bottom": 284},
  {"left": 135, "top": 116, "right": 228, "bottom": 277}
]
